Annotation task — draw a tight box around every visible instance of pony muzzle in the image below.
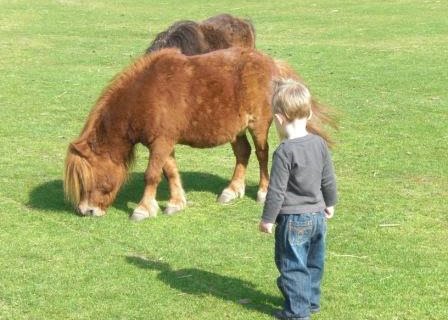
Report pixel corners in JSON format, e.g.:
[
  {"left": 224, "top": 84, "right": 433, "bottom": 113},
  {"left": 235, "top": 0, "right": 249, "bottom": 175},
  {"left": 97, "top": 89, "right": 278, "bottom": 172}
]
[{"left": 77, "top": 201, "right": 106, "bottom": 217}]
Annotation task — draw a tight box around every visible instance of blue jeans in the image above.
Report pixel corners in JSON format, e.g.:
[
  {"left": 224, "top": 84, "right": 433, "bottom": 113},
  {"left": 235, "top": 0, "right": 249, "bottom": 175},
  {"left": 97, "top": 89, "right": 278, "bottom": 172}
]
[{"left": 275, "top": 212, "right": 327, "bottom": 319}]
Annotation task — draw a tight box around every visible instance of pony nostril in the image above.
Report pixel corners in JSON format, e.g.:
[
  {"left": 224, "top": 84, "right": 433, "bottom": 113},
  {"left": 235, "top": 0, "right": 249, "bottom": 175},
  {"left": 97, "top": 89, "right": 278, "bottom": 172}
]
[{"left": 86, "top": 209, "right": 94, "bottom": 215}]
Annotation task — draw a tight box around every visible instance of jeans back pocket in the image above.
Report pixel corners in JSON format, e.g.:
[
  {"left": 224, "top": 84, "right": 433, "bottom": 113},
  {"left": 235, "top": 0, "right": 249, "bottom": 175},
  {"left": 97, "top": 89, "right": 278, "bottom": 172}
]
[{"left": 288, "top": 216, "right": 313, "bottom": 246}]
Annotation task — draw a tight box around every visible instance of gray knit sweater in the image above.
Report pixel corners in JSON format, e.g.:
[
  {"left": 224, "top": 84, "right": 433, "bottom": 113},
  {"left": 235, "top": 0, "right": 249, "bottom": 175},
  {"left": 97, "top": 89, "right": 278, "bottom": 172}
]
[{"left": 261, "top": 134, "right": 337, "bottom": 223}]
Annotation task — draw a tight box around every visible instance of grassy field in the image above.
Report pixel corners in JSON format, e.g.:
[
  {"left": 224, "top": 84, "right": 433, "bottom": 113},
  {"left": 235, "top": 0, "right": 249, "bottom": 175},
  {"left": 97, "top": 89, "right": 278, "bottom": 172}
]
[{"left": 1, "top": 0, "right": 447, "bottom": 319}]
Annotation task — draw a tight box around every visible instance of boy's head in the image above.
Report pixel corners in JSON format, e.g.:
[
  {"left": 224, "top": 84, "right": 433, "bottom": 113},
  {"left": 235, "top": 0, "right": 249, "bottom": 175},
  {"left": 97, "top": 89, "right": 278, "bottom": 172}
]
[{"left": 272, "top": 79, "right": 312, "bottom": 121}]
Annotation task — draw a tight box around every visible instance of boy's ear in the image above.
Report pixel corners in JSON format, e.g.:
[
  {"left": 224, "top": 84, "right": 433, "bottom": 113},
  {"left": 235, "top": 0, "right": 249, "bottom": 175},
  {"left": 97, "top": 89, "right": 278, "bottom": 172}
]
[
  {"left": 274, "top": 113, "right": 285, "bottom": 126},
  {"left": 307, "top": 109, "right": 313, "bottom": 120}
]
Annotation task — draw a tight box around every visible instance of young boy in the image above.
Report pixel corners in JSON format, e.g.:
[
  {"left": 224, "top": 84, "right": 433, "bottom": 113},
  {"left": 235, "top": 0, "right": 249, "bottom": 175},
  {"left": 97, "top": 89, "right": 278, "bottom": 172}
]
[{"left": 259, "top": 79, "right": 337, "bottom": 320}]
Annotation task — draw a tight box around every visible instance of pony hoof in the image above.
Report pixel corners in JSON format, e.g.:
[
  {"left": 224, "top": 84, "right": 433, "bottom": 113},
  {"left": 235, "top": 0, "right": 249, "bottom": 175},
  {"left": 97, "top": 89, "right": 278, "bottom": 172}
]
[
  {"left": 129, "top": 207, "right": 157, "bottom": 222},
  {"left": 164, "top": 205, "right": 183, "bottom": 215},
  {"left": 217, "top": 189, "right": 238, "bottom": 204},
  {"left": 164, "top": 197, "right": 187, "bottom": 215},
  {"left": 257, "top": 190, "right": 267, "bottom": 204},
  {"left": 129, "top": 210, "right": 150, "bottom": 222}
]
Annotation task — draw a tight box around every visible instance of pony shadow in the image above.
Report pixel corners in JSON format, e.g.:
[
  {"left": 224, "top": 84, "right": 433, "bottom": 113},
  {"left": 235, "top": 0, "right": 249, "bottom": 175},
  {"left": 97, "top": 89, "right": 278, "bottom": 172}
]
[
  {"left": 126, "top": 255, "right": 281, "bottom": 316},
  {"left": 27, "top": 171, "right": 259, "bottom": 215},
  {"left": 109, "top": 171, "right": 259, "bottom": 213},
  {"left": 27, "top": 179, "right": 73, "bottom": 213}
]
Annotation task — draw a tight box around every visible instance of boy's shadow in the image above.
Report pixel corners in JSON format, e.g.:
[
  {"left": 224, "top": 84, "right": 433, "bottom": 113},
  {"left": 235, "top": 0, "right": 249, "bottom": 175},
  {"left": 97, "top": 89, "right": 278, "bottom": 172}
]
[
  {"left": 27, "top": 171, "right": 258, "bottom": 214},
  {"left": 126, "top": 255, "right": 281, "bottom": 315}
]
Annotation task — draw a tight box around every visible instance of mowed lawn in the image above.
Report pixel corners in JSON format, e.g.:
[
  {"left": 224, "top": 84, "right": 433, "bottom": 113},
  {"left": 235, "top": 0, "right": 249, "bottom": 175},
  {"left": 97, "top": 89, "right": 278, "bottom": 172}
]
[{"left": 1, "top": 0, "right": 447, "bottom": 319}]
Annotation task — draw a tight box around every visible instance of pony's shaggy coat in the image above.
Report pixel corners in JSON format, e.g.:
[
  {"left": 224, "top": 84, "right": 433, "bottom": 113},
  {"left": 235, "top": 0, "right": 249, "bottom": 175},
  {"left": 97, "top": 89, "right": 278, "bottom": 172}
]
[
  {"left": 64, "top": 48, "right": 335, "bottom": 219},
  {"left": 146, "top": 14, "right": 255, "bottom": 55}
]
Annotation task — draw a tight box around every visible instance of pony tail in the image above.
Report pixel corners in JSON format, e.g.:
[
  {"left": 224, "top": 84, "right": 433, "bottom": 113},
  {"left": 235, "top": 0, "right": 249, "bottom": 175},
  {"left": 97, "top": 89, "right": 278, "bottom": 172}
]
[
  {"left": 307, "top": 98, "right": 339, "bottom": 148},
  {"left": 273, "top": 59, "right": 302, "bottom": 81},
  {"left": 311, "top": 98, "right": 339, "bottom": 130}
]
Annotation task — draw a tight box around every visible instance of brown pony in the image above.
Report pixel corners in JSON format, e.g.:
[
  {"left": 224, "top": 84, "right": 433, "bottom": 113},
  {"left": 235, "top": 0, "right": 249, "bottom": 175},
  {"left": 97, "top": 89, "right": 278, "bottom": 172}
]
[
  {"left": 146, "top": 13, "right": 255, "bottom": 55},
  {"left": 64, "top": 47, "right": 335, "bottom": 221}
]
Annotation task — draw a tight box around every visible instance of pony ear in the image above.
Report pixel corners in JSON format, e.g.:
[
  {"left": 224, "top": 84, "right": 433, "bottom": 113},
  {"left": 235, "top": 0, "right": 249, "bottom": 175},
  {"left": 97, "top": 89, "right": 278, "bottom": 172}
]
[{"left": 70, "top": 140, "right": 92, "bottom": 159}]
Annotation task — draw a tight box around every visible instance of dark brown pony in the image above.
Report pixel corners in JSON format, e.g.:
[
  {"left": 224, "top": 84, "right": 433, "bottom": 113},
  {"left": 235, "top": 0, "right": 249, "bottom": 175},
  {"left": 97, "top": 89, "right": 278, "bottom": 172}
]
[
  {"left": 64, "top": 47, "right": 335, "bottom": 221},
  {"left": 146, "top": 13, "right": 255, "bottom": 55}
]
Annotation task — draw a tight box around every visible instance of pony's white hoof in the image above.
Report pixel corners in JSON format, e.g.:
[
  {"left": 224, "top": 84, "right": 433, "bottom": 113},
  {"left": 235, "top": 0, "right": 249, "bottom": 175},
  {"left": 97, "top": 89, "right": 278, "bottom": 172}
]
[
  {"left": 130, "top": 200, "right": 159, "bottom": 221},
  {"left": 164, "top": 204, "right": 183, "bottom": 215},
  {"left": 130, "top": 209, "right": 149, "bottom": 222},
  {"left": 217, "top": 187, "right": 244, "bottom": 204},
  {"left": 217, "top": 189, "right": 237, "bottom": 204},
  {"left": 164, "top": 196, "right": 187, "bottom": 215},
  {"left": 257, "top": 190, "right": 267, "bottom": 204}
]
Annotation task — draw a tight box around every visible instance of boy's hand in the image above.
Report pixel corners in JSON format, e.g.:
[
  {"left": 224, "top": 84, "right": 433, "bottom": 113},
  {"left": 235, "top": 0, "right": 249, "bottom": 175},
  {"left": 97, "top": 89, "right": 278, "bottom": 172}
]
[
  {"left": 259, "top": 220, "right": 274, "bottom": 234},
  {"left": 325, "top": 206, "right": 335, "bottom": 219}
]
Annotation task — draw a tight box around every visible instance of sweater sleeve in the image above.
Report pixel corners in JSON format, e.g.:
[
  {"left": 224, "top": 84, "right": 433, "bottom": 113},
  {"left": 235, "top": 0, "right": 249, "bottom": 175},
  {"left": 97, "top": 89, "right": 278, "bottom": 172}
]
[
  {"left": 261, "top": 148, "right": 290, "bottom": 223},
  {"left": 321, "top": 145, "right": 337, "bottom": 207}
]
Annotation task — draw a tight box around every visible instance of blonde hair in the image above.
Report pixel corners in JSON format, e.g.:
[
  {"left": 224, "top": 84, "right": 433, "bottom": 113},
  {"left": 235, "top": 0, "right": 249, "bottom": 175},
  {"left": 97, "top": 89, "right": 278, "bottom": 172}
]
[{"left": 272, "top": 79, "right": 312, "bottom": 120}]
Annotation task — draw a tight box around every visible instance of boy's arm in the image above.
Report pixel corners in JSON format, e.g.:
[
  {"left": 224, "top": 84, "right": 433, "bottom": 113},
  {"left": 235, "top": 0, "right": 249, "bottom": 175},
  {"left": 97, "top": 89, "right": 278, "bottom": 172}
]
[
  {"left": 321, "top": 147, "right": 337, "bottom": 208},
  {"left": 260, "top": 149, "right": 290, "bottom": 228}
]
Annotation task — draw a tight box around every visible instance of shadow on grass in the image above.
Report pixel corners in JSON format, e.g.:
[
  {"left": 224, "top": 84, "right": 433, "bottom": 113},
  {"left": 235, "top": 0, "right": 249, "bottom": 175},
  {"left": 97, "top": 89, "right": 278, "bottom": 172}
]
[
  {"left": 26, "top": 179, "right": 73, "bottom": 213},
  {"left": 126, "top": 255, "right": 281, "bottom": 316},
  {"left": 27, "top": 171, "right": 259, "bottom": 215}
]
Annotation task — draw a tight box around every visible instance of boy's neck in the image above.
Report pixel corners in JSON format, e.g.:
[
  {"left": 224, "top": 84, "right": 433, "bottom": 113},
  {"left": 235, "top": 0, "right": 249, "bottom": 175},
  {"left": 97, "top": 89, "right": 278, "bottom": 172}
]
[{"left": 285, "top": 118, "right": 308, "bottom": 140}]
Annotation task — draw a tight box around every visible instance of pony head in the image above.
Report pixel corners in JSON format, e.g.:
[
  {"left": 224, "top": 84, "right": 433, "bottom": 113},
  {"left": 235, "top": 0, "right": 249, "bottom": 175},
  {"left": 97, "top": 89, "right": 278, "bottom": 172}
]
[{"left": 63, "top": 140, "right": 129, "bottom": 216}]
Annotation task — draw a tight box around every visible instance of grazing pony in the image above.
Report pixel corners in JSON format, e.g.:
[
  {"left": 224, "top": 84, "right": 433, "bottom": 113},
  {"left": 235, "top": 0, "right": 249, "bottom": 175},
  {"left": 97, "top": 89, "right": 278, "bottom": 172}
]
[
  {"left": 64, "top": 47, "right": 335, "bottom": 221},
  {"left": 146, "top": 13, "right": 255, "bottom": 55}
]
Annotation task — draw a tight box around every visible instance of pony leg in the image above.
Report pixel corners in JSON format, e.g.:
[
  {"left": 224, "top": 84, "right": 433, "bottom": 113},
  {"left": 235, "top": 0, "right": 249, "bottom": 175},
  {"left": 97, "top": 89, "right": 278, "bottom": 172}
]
[
  {"left": 130, "top": 139, "right": 175, "bottom": 221},
  {"left": 163, "top": 151, "right": 187, "bottom": 215},
  {"left": 249, "top": 124, "right": 270, "bottom": 203},
  {"left": 217, "top": 134, "right": 251, "bottom": 204}
]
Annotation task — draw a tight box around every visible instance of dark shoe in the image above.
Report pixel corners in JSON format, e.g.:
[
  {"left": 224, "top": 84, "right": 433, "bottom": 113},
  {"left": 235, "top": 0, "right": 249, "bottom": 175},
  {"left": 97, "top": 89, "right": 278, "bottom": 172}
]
[
  {"left": 273, "top": 310, "right": 310, "bottom": 320},
  {"left": 273, "top": 310, "right": 286, "bottom": 319}
]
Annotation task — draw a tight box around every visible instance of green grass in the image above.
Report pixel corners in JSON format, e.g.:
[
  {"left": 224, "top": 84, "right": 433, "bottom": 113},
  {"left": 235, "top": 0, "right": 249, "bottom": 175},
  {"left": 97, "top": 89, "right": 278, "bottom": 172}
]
[{"left": 1, "top": 0, "right": 447, "bottom": 319}]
